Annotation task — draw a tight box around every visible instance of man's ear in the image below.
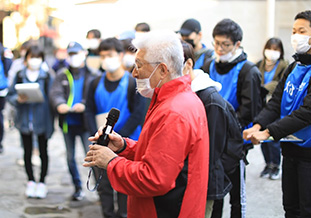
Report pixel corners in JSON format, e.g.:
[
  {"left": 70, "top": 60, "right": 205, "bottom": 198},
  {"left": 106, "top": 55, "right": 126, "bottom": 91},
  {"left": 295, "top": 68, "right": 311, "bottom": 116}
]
[
  {"left": 235, "top": 41, "right": 241, "bottom": 48},
  {"left": 159, "top": 63, "right": 170, "bottom": 78}
]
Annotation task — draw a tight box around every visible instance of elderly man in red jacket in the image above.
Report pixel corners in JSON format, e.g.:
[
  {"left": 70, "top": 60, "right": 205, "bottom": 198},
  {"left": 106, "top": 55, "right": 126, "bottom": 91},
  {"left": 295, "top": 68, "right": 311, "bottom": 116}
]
[{"left": 84, "top": 30, "right": 210, "bottom": 218}]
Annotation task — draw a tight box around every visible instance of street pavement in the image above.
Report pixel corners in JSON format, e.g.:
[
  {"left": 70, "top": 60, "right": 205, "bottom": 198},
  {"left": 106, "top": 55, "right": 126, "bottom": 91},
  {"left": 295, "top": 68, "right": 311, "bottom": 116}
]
[{"left": 0, "top": 121, "right": 284, "bottom": 218}]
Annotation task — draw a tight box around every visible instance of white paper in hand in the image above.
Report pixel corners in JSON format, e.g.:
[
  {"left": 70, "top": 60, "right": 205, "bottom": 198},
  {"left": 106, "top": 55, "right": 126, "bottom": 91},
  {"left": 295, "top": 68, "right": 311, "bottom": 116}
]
[{"left": 15, "top": 83, "right": 44, "bottom": 103}]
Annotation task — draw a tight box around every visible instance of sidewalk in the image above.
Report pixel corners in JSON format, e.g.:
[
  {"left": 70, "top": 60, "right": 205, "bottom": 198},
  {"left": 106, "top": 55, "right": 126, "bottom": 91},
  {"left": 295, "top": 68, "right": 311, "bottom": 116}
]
[
  {"left": 0, "top": 123, "right": 284, "bottom": 218},
  {"left": 0, "top": 125, "right": 102, "bottom": 218}
]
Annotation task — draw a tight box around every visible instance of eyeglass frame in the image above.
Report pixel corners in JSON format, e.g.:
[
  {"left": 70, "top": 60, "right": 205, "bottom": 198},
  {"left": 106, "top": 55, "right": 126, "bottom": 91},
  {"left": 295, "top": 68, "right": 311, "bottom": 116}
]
[
  {"left": 133, "top": 61, "right": 161, "bottom": 71},
  {"left": 211, "top": 40, "right": 235, "bottom": 51}
]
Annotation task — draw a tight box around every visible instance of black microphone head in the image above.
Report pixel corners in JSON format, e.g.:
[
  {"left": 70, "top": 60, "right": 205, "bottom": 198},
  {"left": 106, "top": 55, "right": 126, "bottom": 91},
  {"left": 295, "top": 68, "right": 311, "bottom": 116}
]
[{"left": 107, "top": 108, "right": 120, "bottom": 124}]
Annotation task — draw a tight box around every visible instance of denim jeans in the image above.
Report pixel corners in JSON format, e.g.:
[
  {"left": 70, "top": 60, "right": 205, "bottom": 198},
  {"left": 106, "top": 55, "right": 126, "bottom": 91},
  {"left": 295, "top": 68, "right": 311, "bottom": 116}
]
[
  {"left": 0, "top": 97, "right": 5, "bottom": 146},
  {"left": 282, "top": 156, "right": 311, "bottom": 218},
  {"left": 261, "top": 141, "right": 281, "bottom": 166},
  {"left": 62, "top": 126, "right": 90, "bottom": 188}
]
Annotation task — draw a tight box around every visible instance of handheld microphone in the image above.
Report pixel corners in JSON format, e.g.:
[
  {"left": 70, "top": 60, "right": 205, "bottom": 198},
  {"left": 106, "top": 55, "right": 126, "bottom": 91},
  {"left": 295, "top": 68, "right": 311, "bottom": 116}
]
[
  {"left": 87, "top": 108, "right": 120, "bottom": 192},
  {"left": 96, "top": 108, "right": 120, "bottom": 146}
]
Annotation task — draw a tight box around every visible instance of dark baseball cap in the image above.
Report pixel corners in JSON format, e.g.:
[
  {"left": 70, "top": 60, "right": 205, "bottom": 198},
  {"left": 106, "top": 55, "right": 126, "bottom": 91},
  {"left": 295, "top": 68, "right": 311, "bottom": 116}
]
[
  {"left": 178, "top": 19, "right": 201, "bottom": 36},
  {"left": 67, "top": 41, "right": 83, "bottom": 53}
]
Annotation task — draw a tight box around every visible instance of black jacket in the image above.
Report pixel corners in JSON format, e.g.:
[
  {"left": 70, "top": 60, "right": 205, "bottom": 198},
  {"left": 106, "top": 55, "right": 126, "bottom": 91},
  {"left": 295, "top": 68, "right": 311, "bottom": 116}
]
[
  {"left": 254, "top": 53, "right": 311, "bottom": 160},
  {"left": 202, "top": 51, "right": 262, "bottom": 128},
  {"left": 49, "top": 66, "right": 95, "bottom": 130},
  {"left": 196, "top": 86, "right": 232, "bottom": 200}
]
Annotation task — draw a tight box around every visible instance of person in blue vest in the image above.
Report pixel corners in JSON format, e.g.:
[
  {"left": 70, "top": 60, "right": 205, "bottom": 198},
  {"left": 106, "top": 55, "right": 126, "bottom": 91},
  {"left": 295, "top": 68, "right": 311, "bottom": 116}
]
[
  {"left": 202, "top": 18, "right": 262, "bottom": 218},
  {"left": 84, "top": 37, "right": 145, "bottom": 218},
  {"left": 0, "top": 42, "right": 13, "bottom": 154},
  {"left": 49, "top": 41, "right": 95, "bottom": 201},
  {"left": 177, "top": 18, "right": 214, "bottom": 69},
  {"left": 243, "top": 10, "right": 311, "bottom": 217},
  {"left": 256, "top": 37, "right": 288, "bottom": 180}
]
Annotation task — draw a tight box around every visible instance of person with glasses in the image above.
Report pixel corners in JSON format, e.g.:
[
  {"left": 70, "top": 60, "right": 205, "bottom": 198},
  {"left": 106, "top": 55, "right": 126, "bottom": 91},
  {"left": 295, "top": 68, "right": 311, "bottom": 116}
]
[
  {"left": 202, "top": 18, "right": 262, "bottom": 218},
  {"left": 83, "top": 31, "right": 210, "bottom": 218},
  {"left": 243, "top": 10, "right": 311, "bottom": 217},
  {"left": 84, "top": 37, "right": 145, "bottom": 218},
  {"left": 177, "top": 18, "right": 214, "bottom": 69}
]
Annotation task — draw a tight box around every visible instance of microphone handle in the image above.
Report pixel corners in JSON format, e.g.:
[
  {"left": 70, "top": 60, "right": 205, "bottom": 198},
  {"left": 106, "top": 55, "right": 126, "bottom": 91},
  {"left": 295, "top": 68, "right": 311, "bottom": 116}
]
[{"left": 97, "top": 125, "right": 113, "bottom": 146}]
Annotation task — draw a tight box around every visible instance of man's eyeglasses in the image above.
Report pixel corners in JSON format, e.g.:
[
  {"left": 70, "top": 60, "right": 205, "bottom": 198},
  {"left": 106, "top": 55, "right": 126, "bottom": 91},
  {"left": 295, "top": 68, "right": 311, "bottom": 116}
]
[
  {"left": 212, "top": 41, "right": 233, "bottom": 50},
  {"left": 134, "top": 61, "right": 161, "bottom": 71}
]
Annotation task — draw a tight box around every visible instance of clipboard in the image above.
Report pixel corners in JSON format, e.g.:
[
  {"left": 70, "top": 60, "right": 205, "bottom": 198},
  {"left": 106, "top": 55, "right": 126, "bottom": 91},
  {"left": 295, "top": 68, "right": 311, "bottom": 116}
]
[
  {"left": 15, "top": 83, "right": 44, "bottom": 103},
  {"left": 261, "top": 135, "right": 304, "bottom": 143}
]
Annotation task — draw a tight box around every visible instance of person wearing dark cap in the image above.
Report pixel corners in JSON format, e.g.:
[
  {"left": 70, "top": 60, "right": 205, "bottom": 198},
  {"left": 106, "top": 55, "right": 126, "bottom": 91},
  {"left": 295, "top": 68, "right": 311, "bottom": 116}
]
[
  {"left": 178, "top": 18, "right": 214, "bottom": 69},
  {"left": 49, "top": 41, "right": 95, "bottom": 201}
]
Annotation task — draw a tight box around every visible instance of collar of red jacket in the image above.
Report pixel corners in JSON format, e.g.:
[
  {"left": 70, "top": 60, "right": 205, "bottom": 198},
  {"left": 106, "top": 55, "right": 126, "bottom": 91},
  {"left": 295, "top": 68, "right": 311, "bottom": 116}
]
[{"left": 152, "top": 74, "right": 192, "bottom": 103}]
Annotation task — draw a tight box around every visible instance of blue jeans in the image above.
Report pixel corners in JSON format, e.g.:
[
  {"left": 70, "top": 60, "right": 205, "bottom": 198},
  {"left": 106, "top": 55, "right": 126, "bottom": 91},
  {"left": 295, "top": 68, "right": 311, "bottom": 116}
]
[
  {"left": 261, "top": 141, "right": 281, "bottom": 166},
  {"left": 62, "top": 126, "right": 90, "bottom": 188},
  {"left": 0, "top": 97, "right": 5, "bottom": 146},
  {"left": 282, "top": 156, "right": 311, "bottom": 217}
]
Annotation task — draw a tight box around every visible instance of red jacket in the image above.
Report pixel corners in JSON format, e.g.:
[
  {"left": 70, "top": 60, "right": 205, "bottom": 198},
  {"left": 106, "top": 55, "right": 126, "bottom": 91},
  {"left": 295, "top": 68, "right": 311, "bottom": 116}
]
[{"left": 107, "top": 75, "right": 209, "bottom": 218}]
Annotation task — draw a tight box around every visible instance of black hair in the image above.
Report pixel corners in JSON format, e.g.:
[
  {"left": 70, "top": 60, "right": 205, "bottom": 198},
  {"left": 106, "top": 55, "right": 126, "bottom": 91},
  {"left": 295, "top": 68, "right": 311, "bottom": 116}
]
[
  {"left": 263, "top": 37, "right": 284, "bottom": 60},
  {"left": 295, "top": 10, "right": 311, "bottom": 27},
  {"left": 121, "top": 39, "right": 136, "bottom": 53},
  {"left": 181, "top": 40, "right": 195, "bottom": 67},
  {"left": 25, "top": 45, "right": 44, "bottom": 61},
  {"left": 87, "top": 29, "right": 101, "bottom": 39},
  {"left": 135, "top": 22, "right": 150, "bottom": 32},
  {"left": 98, "top": 37, "right": 124, "bottom": 53},
  {"left": 212, "top": 18, "right": 243, "bottom": 43}
]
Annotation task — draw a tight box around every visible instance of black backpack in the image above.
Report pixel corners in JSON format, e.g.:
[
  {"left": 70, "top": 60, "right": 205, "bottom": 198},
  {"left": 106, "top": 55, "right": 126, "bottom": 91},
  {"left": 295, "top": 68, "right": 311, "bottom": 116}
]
[{"left": 221, "top": 100, "right": 245, "bottom": 175}]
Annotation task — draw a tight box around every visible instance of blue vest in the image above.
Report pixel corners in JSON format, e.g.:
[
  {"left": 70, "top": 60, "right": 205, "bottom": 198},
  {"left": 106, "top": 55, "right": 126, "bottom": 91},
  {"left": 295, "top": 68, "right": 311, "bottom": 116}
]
[
  {"left": 264, "top": 61, "right": 279, "bottom": 84},
  {"left": 0, "top": 54, "right": 8, "bottom": 90},
  {"left": 209, "top": 60, "right": 247, "bottom": 110},
  {"left": 94, "top": 72, "right": 141, "bottom": 140},
  {"left": 281, "top": 64, "right": 311, "bottom": 147}
]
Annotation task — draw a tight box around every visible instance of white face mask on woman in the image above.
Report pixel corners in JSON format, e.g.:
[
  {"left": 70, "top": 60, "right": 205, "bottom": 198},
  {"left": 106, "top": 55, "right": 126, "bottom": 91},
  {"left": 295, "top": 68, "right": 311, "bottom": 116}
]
[
  {"left": 101, "top": 56, "right": 121, "bottom": 73},
  {"left": 27, "top": 58, "right": 42, "bottom": 71},
  {"left": 291, "top": 34, "right": 311, "bottom": 54},
  {"left": 136, "top": 64, "right": 161, "bottom": 98},
  {"left": 264, "top": 49, "right": 281, "bottom": 62}
]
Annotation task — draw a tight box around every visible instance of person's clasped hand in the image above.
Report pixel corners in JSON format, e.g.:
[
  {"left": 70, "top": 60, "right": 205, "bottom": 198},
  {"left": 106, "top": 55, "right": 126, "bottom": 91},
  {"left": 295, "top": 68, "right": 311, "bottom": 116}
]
[
  {"left": 83, "top": 130, "right": 125, "bottom": 169},
  {"left": 243, "top": 124, "right": 270, "bottom": 145}
]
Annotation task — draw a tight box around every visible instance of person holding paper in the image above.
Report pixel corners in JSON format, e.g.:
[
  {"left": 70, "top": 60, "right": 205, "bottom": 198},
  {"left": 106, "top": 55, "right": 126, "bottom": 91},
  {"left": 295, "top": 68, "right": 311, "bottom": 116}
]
[
  {"left": 7, "top": 44, "right": 54, "bottom": 199},
  {"left": 243, "top": 10, "right": 311, "bottom": 217}
]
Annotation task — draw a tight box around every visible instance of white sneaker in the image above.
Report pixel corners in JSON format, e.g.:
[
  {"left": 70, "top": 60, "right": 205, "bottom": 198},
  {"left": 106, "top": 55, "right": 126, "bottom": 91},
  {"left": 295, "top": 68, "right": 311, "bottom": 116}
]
[
  {"left": 25, "top": 181, "right": 36, "bottom": 198},
  {"left": 36, "top": 183, "right": 48, "bottom": 199}
]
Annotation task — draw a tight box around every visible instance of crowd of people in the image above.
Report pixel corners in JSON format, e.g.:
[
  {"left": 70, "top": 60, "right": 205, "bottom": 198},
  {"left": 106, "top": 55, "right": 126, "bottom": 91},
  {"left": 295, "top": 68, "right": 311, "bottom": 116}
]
[{"left": 0, "top": 10, "right": 311, "bottom": 218}]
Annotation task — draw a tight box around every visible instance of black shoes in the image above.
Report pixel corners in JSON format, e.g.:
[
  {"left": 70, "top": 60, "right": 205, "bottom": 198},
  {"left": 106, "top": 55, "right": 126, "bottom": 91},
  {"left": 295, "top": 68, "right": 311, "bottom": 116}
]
[
  {"left": 260, "top": 164, "right": 280, "bottom": 180},
  {"left": 72, "top": 187, "right": 85, "bottom": 201}
]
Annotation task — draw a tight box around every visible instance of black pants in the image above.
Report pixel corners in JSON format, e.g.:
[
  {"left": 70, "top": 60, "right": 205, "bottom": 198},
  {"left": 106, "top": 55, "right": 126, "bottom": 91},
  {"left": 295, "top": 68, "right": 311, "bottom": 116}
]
[
  {"left": 212, "top": 160, "right": 246, "bottom": 218},
  {"left": 282, "top": 156, "right": 311, "bottom": 218},
  {"left": 21, "top": 133, "right": 48, "bottom": 183},
  {"left": 95, "top": 168, "right": 127, "bottom": 218}
]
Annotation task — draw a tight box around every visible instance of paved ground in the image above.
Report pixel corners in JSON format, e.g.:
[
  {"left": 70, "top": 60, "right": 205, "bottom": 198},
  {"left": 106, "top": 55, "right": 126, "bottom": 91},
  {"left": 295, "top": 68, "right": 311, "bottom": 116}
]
[{"left": 0, "top": 119, "right": 284, "bottom": 218}]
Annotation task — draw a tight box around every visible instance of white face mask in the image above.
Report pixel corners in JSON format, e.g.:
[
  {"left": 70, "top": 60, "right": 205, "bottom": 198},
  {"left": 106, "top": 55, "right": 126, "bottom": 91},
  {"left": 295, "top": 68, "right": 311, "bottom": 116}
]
[
  {"left": 264, "top": 49, "right": 281, "bottom": 62},
  {"left": 102, "top": 56, "right": 121, "bottom": 73},
  {"left": 87, "top": 39, "right": 100, "bottom": 50},
  {"left": 136, "top": 64, "right": 161, "bottom": 98},
  {"left": 291, "top": 34, "right": 311, "bottom": 54},
  {"left": 27, "top": 58, "right": 42, "bottom": 71},
  {"left": 215, "top": 52, "right": 233, "bottom": 63},
  {"left": 68, "top": 53, "right": 85, "bottom": 68},
  {"left": 122, "top": 54, "right": 135, "bottom": 68}
]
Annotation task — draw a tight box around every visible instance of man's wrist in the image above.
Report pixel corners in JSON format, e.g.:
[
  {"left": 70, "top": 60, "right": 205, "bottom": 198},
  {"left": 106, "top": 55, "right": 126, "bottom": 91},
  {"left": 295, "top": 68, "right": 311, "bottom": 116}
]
[{"left": 116, "top": 139, "right": 127, "bottom": 154}]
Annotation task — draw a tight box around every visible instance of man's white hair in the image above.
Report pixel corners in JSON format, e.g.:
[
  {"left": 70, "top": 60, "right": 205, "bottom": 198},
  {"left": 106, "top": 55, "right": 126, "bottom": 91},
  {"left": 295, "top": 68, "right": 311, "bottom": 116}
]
[{"left": 132, "top": 30, "right": 184, "bottom": 78}]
